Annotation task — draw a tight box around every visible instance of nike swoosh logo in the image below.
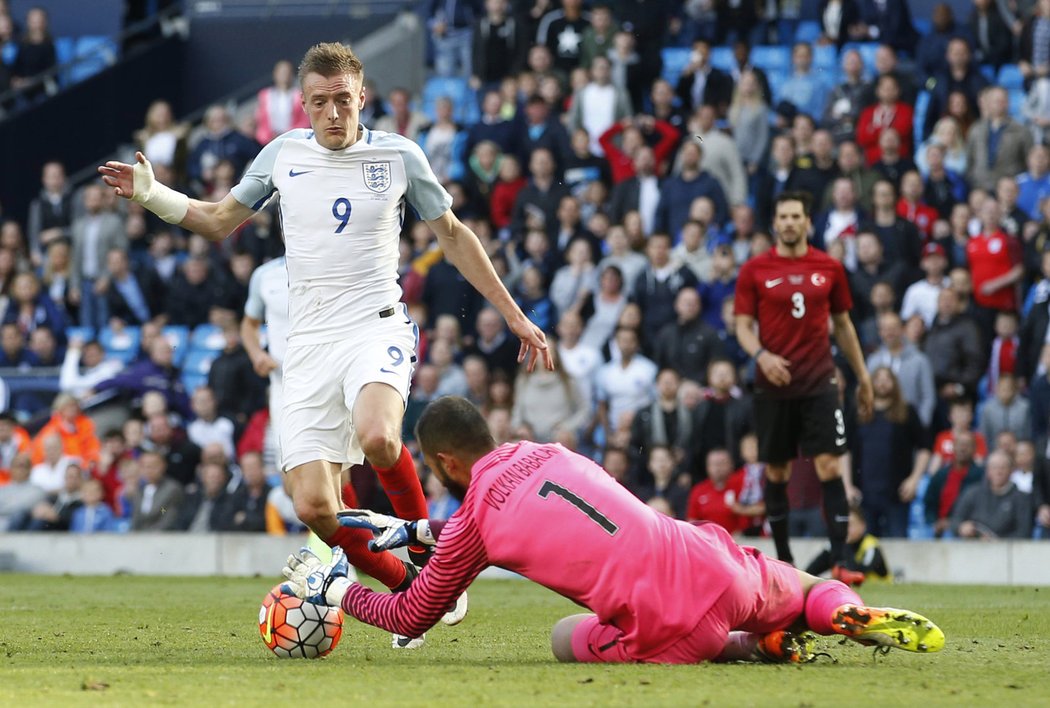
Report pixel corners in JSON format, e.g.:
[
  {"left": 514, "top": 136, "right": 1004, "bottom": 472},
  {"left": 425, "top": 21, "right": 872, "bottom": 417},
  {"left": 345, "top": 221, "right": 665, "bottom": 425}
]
[
  {"left": 288, "top": 169, "right": 312, "bottom": 177},
  {"left": 262, "top": 599, "right": 276, "bottom": 644},
  {"left": 765, "top": 278, "right": 784, "bottom": 288}
]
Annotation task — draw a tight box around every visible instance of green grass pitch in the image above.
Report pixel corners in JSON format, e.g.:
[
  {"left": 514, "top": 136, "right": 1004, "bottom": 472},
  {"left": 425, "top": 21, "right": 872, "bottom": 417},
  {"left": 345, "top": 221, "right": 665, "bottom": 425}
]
[{"left": 1, "top": 576, "right": 1048, "bottom": 706}]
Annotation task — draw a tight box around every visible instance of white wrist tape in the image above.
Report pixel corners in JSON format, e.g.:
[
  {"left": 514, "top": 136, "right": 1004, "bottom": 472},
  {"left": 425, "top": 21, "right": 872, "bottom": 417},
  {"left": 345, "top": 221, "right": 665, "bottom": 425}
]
[
  {"left": 416, "top": 519, "right": 436, "bottom": 546},
  {"left": 325, "top": 576, "right": 353, "bottom": 606},
  {"left": 131, "top": 155, "right": 189, "bottom": 224}
]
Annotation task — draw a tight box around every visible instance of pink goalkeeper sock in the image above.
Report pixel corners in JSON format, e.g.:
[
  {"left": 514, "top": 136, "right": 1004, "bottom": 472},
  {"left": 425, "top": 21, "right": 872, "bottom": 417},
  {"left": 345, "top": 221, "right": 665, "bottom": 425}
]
[{"left": 804, "top": 580, "right": 863, "bottom": 635}]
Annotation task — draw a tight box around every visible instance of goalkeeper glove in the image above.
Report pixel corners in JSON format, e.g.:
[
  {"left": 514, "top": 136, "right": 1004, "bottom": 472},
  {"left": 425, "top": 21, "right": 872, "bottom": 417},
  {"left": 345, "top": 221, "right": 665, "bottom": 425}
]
[
  {"left": 281, "top": 547, "right": 353, "bottom": 606},
  {"left": 336, "top": 509, "right": 435, "bottom": 552}
]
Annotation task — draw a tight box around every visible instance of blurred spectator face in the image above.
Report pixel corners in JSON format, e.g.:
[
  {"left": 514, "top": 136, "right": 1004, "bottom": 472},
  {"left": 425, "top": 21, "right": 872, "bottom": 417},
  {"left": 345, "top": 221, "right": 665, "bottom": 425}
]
[
  {"left": 709, "top": 360, "right": 735, "bottom": 393},
  {"left": 995, "top": 374, "right": 1017, "bottom": 403},
  {"left": 837, "top": 141, "right": 861, "bottom": 172},
  {"left": 42, "top": 162, "right": 65, "bottom": 194},
  {"left": 926, "top": 143, "right": 946, "bottom": 172},
  {"left": 145, "top": 100, "right": 174, "bottom": 131},
  {"left": 874, "top": 45, "right": 896, "bottom": 74},
  {"left": 47, "top": 241, "right": 70, "bottom": 272},
  {"left": 64, "top": 465, "right": 83, "bottom": 494},
  {"left": 184, "top": 258, "right": 209, "bottom": 285},
  {"left": 570, "top": 128, "right": 590, "bottom": 155},
  {"left": 498, "top": 154, "right": 521, "bottom": 181},
  {"left": 946, "top": 39, "right": 970, "bottom": 72},
  {"left": 618, "top": 303, "right": 642, "bottom": 330},
  {"left": 565, "top": 238, "right": 592, "bottom": 268},
  {"left": 679, "top": 141, "right": 703, "bottom": 171},
  {"left": 791, "top": 43, "right": 812, "bottom": 71},
  {"left": 721, "top": 298, "right": 735, "bottom": 333},
  {"left": 43, "top": 434, "right": 62, "bottom": 463},
  {"left": 587, "top": 211, "right": 610, "bottom": 238},
  {"left": 0, "top": 416, "right": 14, "bottom": 442},
  {"left": 598, "top": 265, "right": 624, "bottom": 295},
  {"left": 12, "top": 273, "right": 37, "bottom": 304},
  {"left": 996, "top": 177, "right": 1019, "bottom": 208},
  {"left": 857, "top": 233, "right": 882, "bottom": 265},
  {"left": 872, "top": 366, "right": 897, "bottom": 399},
  {"left": 556, "top": 311, "right": 583, "bottom": 343},
  {"left": 142, "top": 391, "right": 167, "bottom": 418},
  {"left": 415, "top": 364, "right": 439, "bottom": 396},
  {"left": 590, "top": 4, "right": 612, "bottom": 31},
  {"left": 557, "top": 196, "right": 581, "bottom": 225},
  {"left": 481, "top": 90, "right": 501, "bottom": 117},
  {"left": 772, "top": 136, "right": 795, "bottom": 168},
  {"left": 10, "top": 455, "right": 31, "bottom": 483},
  {"left": 645, "top": 234, "right": 672, "bottom": 267},
  {"left": 994, "top": 311, "right": 1018, "bottom": 338},
  {"left": 842, "top": 50, "right": 863, "bottom": 80},
  {"left": 29, "top": 328, "right": 55, "bottom": 362},
  {"left": 524, "top": 229, "right": 549, "bottom": 260},
  {"left": 201, "top": 463, "right": 227, "bottom": 498},
  {"left": 826, "top": 239, "right": 846, "bottom": 264},
  {"left": 82, "top": 184, "right": 104, "bottom": 214},
  {"left": 435, "top": 97, "right": 454, "bottom": 123},
  {"left": 82, "top": 479, "right": 105, "bottom": 506},
  {"left": 711, "top": 246, "right": 735, "bottom": 277},
  {"left": 26, "top": 7, "right": 48, "bottom": 37},
  {"left": 750, "top": 232, "right": 773, "bottom": 256},
  {"left": 106, "top": 249, "right": 130, "bottom": 278},
  {"left": 983, "top": 88, "right": 1008, "bottom": 120},
  {"left": 791, "top": 115, "right": 814, "bottom": 148},
  {"left": 921, "top": 249, "right": 947, "bottom": 278},
  {"left": 1016, "top": 441, "right": 1035, "bottom": 471},
  {"left": 949, "top": 204, "right": 970, "bottom": 234},
  {"left": 1029, "top": 145, "right": 1050, "bottom": 176},
  {"left": 979, "top": 198, "right": 1001, "bottom": 231},
  {"left": 476, "top": 308, "right": 504, "bottom": 342},
  {"left": 150, "top": 338, "right": 174, "bottom": 368},
  {"left": 613, "top": 30, "right": 634, "bottom": 56},
  {"left": 2, "top": 325, "right": 23, "bottom": 356},
  {"left": 872, "top": 181, "right": 895, "bottom": 210},
  {"left": 204, "top": 106, "right": 231, "bottom": 135},
  {"left": 633, "top": 146, "right": 655, "bottom": 175},
  {"left": 520, "top": 266, "right": 544, "bottom": 298},
  {"left": 230, "top": 252, "right": 254, "bottom": 283},
  {"left": 648, "top": 447, "right": 675, "bottom": 484},
  {"left": 832, "top": 179, "right": 857, "bottom": 211},
  {"left": 434, "top": 315, "right": 461, "bottom": 346},
  {"left": 529, "top": 149, "right": 555, "bottom": 180},
  {"left": 812, "top": 131, "right": 834, "bottom": 161},
  {"left": 901, "top": 171, "right": 923, "bottom": 201},
  {"left": 690, "top": 40, "right": 710, "bottom": 68},
  {"left": 740, "top": 434, "right": 758, "bottom": 464},
  {"left": 192, "top": 388, "right": 217, "bottom": 420},
  {"left": 986, "top": 451, "right": 1012, "bottom": 490},
  {"left": 949, "top": 268, "right": 972, "bottom": 300},
  {"left": 485, "top": 0, "right": 507, "bottom": 18},
  {"left": 202, "top": 442, "right": 228, "bottom": 467},
  {"left": 463, "top": 356, "right": 488, "bottom": 390},
  {"left": 936, "top": 287, "right": 958, "bottom": 319},
  {"left": 689, "top": 196, "right": 716, "bottom": 225},
  {"left": 954, "top": 431, "right": 976, "bottom": 464},
  {"left": 674, "top": 287, "right": 701, "bottom": 323},
  {"left": 948, "top": 401, "right": 974, "bottom": 429},
  {"left": 878, "top": 129, "right": 900, "bottom": 159},
  {"left": 876, "top": 75, "right": 900, "bottom": 105},
  {"left": 528, "top": 45, "right": 552, "bottom": 73},
  {"left": 487, "top": 407, "right": 512, "bottom": 444},
  {"left": 603, "top": 448, "right": 629, "bottom": 482},
  {"left": 656, "top": 369, "right": 680, "bottom": 400},
  {"left": 590, "top": 56, "right": 612, "bottom": 85},
  {"left": 273, "top": 60, "right": 294, "bottom": 89},
  {"left": 429, "top": 339, "right": 453, "bottom": 369},
  {"left": 651, "top": 79, "right": 674, "bottom": 108},
  {"left": 706, "top": 450, "right": 733, "bottom": 485},
  {"left": 615, "top": 327, "right": 640, "bottom": 360},
  {"left": 870, "top": 282, "right": 895, "bottom": 311},
  {"left": 737, "top": 70, "right": 760, "bottom": 98},
  {"left": 680, "top": 221, "right": 704, "bottom": 250},
  {"left": 996, "top": 430, "right": 1017, "bottom": 459},
  {"left": 696, "top": 105, "right": 717, "bottom": 133}
]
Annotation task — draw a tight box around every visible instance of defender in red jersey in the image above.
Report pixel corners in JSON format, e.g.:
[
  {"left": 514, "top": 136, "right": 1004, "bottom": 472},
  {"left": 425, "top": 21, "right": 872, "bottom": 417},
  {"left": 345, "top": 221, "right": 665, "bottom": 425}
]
[
  {"left": 280, "top": 397, "right": 944, "bottom": 664},
  {"left": 734, "top": 192, "right": 874, "bottom": 580}
]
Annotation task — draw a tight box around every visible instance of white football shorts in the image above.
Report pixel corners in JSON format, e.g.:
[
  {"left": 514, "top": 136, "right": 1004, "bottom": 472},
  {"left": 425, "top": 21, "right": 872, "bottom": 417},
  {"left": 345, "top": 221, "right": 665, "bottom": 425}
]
[{"left": 279, "top": 304, "right": 418, "bottom": 472}]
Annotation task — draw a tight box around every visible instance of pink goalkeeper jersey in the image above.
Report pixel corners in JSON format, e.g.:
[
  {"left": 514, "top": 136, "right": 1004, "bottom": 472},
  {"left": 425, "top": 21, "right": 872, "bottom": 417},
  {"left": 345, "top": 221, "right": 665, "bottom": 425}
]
[{"left": 342, "top": 442, "right": 738, "bottom": 657}]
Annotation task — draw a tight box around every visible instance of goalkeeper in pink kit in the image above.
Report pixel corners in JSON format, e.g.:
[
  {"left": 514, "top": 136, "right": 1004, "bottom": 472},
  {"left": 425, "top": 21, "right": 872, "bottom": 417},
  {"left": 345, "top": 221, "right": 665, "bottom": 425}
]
[{"left": 283, "top": 397, "right": 944, "bottom": 663}]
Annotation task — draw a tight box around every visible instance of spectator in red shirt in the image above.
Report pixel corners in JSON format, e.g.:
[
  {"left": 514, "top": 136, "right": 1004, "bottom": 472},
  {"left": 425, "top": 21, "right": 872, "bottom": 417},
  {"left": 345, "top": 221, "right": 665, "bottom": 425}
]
[
  {"left": 925, "top": 398, "right": 988, "bottom": 481},
  {"left": 489, "top": 154, "right": 527, "bottom": 234},
  {"left": 857, "top": 75, "right": 914, "bottom": 166},
  {"left": 598, "top": 115, "right": 680, "bottom": 184},
  {"left": 967, "top": 198, "right": 1024, "bottom": 331},
  {"left": 686, "top": 448, "right": 747, "bottom": 534},
  {"left": 896, "top": 170, "right": 940, "bottom": 238},
  {"left": 923, "top": 430, "right": 984, "bottom": 537}
]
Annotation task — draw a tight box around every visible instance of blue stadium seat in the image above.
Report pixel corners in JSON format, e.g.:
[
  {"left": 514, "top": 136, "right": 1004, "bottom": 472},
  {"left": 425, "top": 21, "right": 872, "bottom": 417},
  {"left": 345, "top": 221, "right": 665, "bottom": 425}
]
[
  {"left": 913, "top": 18, "right": 932, "bottom": 36},
  {"left": 1009, "top": 88, "right": 1025, "bottom": 119},
  {"left": 710, "top": 46, "right": 735, "bottom": 72},
  {"left": 998, "top": 64, "right": 1024, "bottom": 91},
  {"left": 65, "top": 326, "right": 95, "bottom": 343},
  {"left": 813, "top": 44, "right": 838, "bottom": 72},
  {"left": 660, "top": 47, "right": 691, "bottom": 85},
  {"left": 979, "top": 64, "right": 996, "bottom": 83},
  {"left": 162, "top": 325, "right": 190, "bottom": 368},
  {"left": 1, "top": 42, "right": 16, "bottom": 65},
  {"left": 913, "top": 91, "right": 929, "bottom": 147},
  {"left": 189, "top": 324, "right": 225, "bottom": 352},
  {"left": 766, "top": 69, "right": 789, "bottom": 102},
  {"left": 794, "top": 21, "right": 821, "bottom": 44},
  {"left": 182, "top": 349, "right": 218, "bottom": 377},
  {"left": 68, "top": 35, "right": 118, "bottom": 84},
  {"left": 53, "top": 36, "right": 75, "bottom": 86},
  {"left": 181, "top": 372, "right": 208, "bottom": 395},
  {"left": 750, "top": 46, "right": 791, "bottom": 73},
  {"left": 421, "top": 76, "right": 476, "bottom": 123},
  {"left": 98, "top": 326, "right": 141, "bottom": 364}
]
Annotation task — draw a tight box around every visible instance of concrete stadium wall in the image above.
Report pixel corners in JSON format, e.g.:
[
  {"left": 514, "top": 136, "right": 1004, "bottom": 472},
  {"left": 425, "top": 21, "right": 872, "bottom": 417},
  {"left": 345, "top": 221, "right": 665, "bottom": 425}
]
[{"left": 1, "top": 534, "right": 1049, "bottom": 584}]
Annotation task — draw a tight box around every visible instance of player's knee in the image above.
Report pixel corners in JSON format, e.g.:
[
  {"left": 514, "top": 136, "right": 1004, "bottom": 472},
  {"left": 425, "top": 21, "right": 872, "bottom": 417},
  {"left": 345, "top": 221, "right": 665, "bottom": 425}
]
[
  {"left": 293, "top": 494, "right": 336, "bottom": 530},
  {"left": 357, "top": 427, "right": 400, "bottom": 467}
]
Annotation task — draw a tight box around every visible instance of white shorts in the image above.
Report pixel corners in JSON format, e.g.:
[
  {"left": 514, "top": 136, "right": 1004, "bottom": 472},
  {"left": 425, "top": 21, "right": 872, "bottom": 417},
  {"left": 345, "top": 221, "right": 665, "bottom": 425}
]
[
  {"left": 269, "top": 367, "right": 284, "bottom": 470},
  {"left": 279, "top": 305, "right": 418, "bottom": 472}
]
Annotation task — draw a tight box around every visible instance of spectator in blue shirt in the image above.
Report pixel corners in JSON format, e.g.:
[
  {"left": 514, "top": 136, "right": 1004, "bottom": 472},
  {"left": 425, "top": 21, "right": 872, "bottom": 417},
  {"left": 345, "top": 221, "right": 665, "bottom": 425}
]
[
  {"left": 1, "top": 271, "right": 66, "bottom": 347},
  {"left": 1016, "top": 144, "right": 1050, "bottom": 220},
  {"left": 779, "top": 43, "right": 828, "bottom": 122},
  {"left": 69, "top": 478, "right": 116, "bottom": 533},
  {"left": 654, "top": 140, "right": 728, "bottom": 237},
  {"left": 187, "top": 105, "right": 260, "bottom": 193}
]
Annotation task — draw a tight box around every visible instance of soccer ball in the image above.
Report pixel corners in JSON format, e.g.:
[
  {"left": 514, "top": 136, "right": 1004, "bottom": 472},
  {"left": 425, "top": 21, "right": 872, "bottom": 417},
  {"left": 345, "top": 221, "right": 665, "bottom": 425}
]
[{"left": 259, "top": 584, "right": 344, "bottom": 658}]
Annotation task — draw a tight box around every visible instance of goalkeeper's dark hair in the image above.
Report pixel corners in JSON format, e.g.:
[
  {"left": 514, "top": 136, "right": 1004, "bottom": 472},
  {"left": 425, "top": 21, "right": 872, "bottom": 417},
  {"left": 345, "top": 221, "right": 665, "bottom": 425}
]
[{"left": 415, "top": 396, "right": 496, "bottom": 459}]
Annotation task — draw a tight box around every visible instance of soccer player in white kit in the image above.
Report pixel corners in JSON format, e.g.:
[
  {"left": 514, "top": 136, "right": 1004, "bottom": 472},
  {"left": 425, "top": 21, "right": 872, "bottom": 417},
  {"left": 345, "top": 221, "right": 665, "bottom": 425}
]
[{"left": 99, "top": 43, "right": 552, "bottom": 641}]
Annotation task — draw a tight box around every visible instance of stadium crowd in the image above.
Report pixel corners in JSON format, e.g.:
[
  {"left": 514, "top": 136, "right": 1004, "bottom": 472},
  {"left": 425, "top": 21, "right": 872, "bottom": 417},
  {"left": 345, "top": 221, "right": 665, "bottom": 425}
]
[{"left": 0, "top": 0, "right": 1049, "bottom": 547}]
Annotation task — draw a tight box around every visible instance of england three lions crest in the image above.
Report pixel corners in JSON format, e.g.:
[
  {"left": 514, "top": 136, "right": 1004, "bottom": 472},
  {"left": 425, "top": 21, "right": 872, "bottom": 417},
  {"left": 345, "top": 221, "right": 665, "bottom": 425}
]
[{"left": 363, "top": 161, "right": 391, "bottom": 193}]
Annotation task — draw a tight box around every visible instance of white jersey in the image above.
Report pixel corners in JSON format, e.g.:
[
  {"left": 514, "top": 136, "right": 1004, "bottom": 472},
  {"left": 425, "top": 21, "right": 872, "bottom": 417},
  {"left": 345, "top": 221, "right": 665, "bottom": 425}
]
[
  {"left": 231, "top": 127, "right": 452, "bottom": 346},
  {"left": 244, "top": 256, "right": 290, "bottom": 364}
]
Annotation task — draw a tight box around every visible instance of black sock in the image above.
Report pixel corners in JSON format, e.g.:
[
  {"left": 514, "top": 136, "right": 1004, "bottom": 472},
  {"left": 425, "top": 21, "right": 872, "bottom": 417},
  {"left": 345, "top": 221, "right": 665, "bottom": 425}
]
[
  {"left": 392, "top": 561, "right": 418, "bottom": 593},
  {"left": 764, "top": 480, "right": 793, "bottom": 564},
  {"left": 821, "top": 477, "right": 850, "bottom": 565}
]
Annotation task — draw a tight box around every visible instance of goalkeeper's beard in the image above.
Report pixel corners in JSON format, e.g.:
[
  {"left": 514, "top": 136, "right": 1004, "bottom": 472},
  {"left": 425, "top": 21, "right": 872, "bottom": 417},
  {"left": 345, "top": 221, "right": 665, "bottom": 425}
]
[{"left": 433, "top": 461, "right": 468, "bottom": 501}]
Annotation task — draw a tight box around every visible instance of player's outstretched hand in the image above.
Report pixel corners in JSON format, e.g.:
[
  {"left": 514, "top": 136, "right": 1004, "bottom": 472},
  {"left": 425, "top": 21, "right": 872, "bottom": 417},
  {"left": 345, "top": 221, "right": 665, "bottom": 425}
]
[
  {"left": 337, "top": 509, "right": 435, "bottom": 552},
  {"left": 508, "top": 314, "right": 554, "bottom": 372},
  {"left": 756, "top": 350, "right": 791, "bottom": 386},
  {"left": 97, "top": 151, "right": 153, "bottom": 201},
  {"left": 281, "top": 547, "right": 353, "bottom": 606},
  {"left": 249, "top": 350, "right": 279, "bottom": 377}
]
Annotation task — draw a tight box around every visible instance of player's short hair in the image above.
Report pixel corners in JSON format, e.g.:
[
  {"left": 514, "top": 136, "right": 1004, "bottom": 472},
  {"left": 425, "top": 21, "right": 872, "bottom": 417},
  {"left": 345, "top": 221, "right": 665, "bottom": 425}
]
[
  {"left": 773, "top": 191, "right": 813, "bottom": 217},
  {"left": 298, "top": 42, "right": 364, "bottom": 84},
  {"left": 416, "top": 396, "right": 496, "bottom": 459}
]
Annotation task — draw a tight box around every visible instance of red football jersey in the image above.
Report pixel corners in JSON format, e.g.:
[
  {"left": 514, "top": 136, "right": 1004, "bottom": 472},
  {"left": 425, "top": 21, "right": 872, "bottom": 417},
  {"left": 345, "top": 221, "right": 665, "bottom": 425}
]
[
  {"left": 966, "top": 231, "right": 1021, "bottom": 311},
  {"left": 735, "top": 247, "right": 852, "bottom": 397}
]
